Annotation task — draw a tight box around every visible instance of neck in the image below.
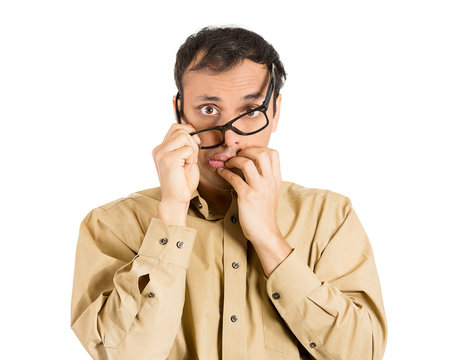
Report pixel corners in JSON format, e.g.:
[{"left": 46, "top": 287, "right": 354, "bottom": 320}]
[{"left": 197, "top": 181, "right": 232, "bottom": 216}]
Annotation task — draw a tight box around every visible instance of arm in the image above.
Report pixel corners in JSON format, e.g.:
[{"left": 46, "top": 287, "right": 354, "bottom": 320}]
[
  {"left": 70, "top": 207, "right": 196, "bottom": 360},
  {"left": 264, "top": 205, "right": 387, "bottom": 360},
  {"left": 216, "top": 147, "right": 386, "bottom": 358}
]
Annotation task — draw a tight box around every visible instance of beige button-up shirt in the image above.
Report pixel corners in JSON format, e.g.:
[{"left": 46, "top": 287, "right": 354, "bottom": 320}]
[{"left": 71, "top": 181, "right": 387, "bottom": 359}]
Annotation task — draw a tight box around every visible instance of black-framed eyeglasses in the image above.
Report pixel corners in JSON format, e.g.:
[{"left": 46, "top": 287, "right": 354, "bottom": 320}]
[{"left": 174, "top": 63, "right": 276, "bottom": 149}]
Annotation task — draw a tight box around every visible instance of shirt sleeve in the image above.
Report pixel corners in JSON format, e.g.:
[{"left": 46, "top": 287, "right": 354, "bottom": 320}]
[
  {"left": 70, "top": 207, "right": 197, "bottom": 360},
  {"left": 263, "top": 204, "right": 387, "bottom": 360}
]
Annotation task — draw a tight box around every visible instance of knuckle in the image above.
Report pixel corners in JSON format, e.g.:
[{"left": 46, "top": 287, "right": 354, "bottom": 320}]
[
  {"left": 180, "top": 144, "right": 191, "bottom": 153},
  {"left": 177, "top": 123, "right": 195, "bottom": 131},
  {"left": 173, "top": 128, "right": 187, "bottom": 136},
  {"left": 173, "top": 129, "right": 185, "bottom": 137},
  {"left": 169, "top": 123, "right": 182, "bottom": 132},
  {"left": 259, "top": 151, "right": 269, "bottom": 160},
  {"left": 175, "top": 132, "right": 189, "bottom": 144},
  {"left": 152, "top": 149, "right": 161, "bottom": 162}
]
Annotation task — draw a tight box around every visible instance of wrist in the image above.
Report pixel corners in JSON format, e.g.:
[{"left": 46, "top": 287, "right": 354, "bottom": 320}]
[
  {"left": 157, "top": 200, "right": 189, "bottom": 226},
  {"left": 253, "top": 234, "right": 293, "bottom": 278}
]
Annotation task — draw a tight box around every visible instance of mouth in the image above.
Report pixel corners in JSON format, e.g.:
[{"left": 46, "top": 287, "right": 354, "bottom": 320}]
[
  {"left": 208, "top": 159, "right": 244, "bottom": 180},
  {"left": 208, "top": 153, "right": 236, "bottom": 169}
]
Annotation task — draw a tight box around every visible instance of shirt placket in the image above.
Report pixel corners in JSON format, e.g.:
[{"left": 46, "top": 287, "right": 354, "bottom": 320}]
[{"left": 221, "top": 193, "right": 248, "bottom": 360}]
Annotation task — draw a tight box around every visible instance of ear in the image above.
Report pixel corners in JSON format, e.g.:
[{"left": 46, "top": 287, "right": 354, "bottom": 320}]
[
  {"left": 271, "top": 93, "right": 282, "bottom": 132},
  {"left": 172, "top": 94, "right": 184, "bottom": 123},
  {"left": 172, "top": 95, "right": 178, "bottom": 122}
]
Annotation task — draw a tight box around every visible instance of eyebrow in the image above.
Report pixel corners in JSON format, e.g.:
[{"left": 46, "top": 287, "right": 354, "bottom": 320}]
[{"left": 194, "top": 92, "right": 263, "bottom": 102}]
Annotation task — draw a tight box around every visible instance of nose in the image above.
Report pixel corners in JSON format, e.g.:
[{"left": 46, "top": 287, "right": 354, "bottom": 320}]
[{"left": 223, "top": 127, "right": 241, "bottom": 147}]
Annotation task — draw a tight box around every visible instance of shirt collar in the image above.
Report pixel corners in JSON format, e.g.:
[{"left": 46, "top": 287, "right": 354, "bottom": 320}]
[{"left": 189, "top": 187, "right": 238, "bottom": 220}]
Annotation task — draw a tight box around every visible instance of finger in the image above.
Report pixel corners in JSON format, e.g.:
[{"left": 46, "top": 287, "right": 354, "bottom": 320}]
[
  {"left": 168, "top": 145, "right": 197, "bottom": 167},
  {"left": 235, "top": 148, "right": 272, "bottom": 176},
  {"left": 236, "top": 146, "right": 266, "bottom": 158},
  {"left": 269, "top": 150, "right": 282, "bottom": 183},
  {"left": 173, "top": 129, "right": 200, "bottom": 155},
  {"left": 164, "top": 124, "right": 201, "bottom": 147},
  {"left": 216, "top": 167, "right": 248, "bottom": 194},
  {"left": 255, "top": 151, "right": 272, "bottom": 178},
  {"left": 164, "top": 131, "right": 199, "bottom": 160},
  {"left": 224, "top": 156, "right": 260, "bottom": 186},
  {"left": 169, "top": 123, "right": 198, "bottom": 134}
]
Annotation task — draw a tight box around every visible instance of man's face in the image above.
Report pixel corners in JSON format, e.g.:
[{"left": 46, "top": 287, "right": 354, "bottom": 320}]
[{"left": 175, "top": 58, "right": 282, "bottom": 192}]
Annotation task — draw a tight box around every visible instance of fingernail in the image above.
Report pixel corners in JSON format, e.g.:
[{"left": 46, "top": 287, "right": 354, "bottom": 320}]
[{"left": 217, "top": 168, "right": 223, "bottom": 172}]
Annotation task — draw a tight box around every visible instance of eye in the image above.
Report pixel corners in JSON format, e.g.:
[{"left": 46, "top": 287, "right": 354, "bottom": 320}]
[
  {"left": 244, "top": 109, "right": 260, "bottom": 118},
  {"left": 200, "top": 105, "right": 219, "bottom": 116}
]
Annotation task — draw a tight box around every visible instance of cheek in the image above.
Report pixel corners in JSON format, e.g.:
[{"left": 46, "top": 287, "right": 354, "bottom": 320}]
[
  {"left": 198, "top": 151, "right": 207, "bottom": 164},
  {"left": 198, "top": 151, "right": 214, "bottom": 169},
  {"left": 254, "top": 129, "right": 272, "bottom": 145},
  {"left": 245, "top": 127, "right": 271, "bottom": 144}
]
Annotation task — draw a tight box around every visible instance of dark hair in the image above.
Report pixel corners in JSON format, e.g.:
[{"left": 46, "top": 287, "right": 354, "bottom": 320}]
[{"left": 174, "top": 25, "right": 287, "bottom": 118}]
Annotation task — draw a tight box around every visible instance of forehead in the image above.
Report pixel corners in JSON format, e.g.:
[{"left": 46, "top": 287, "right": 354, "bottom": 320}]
[{"left": 182, "top": 59, "right": 268, "bottom": 99}]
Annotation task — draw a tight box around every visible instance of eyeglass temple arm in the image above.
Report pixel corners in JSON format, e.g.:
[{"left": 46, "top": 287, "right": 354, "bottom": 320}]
[{"left": 263, "top": 63, "right": 276, "bottom": 109}]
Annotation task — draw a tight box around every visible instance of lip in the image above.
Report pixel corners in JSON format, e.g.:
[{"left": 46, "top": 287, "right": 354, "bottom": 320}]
[
  {"left": 210, "top": 154, "right": 235, "bottom": 161},
  {"left": 208, "top": 153, "right": 236, "bottom": 169}
]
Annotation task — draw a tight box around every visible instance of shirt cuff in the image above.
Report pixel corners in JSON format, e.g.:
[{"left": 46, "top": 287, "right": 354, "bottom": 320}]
[
  {"left": 138, "top": 217, "right": 197, "bottom": 269},
  {"left": 264, "top": 249, "right": 322, "bottom": 316}
]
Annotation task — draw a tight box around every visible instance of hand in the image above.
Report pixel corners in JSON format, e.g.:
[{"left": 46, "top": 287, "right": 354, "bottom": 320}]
[
  {"left": 152, "top": 123, "right": 201, "bottom": 207},
  {"left": 217, "top": 146, "right": 282, "bottom": 245}
]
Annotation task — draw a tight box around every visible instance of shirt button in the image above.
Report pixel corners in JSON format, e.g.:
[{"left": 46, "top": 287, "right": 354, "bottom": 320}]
[
  {"left": 176, "top": 241, "right": 184, "bottom": 249},
  {"left": 230, "top": 315, "right": 238, "bottom": 322},
  {"left": 232, "top": 262, "right": 239, "bottom": 269},
  {"left": 309, "top": 342, "right": 316, "bottom": 349},
  {"left": 147, "top": 292, "right": 155, "bottom": 298},
  {"left": 231, "top": 215, "right": 238, "bottom": 223},
  {"left": 159, "top": 238, "right": 168, "bottom": 245},
  {"left": 272, "top": 292, "right": 281, "bottom": 300}
]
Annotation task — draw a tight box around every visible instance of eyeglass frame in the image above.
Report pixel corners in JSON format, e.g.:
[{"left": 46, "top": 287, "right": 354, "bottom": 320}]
[{"left": 174, "top": 63, "right": 276, "bottom": 149}]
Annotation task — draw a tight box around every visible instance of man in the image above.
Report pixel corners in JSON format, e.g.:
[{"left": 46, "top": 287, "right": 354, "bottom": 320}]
[{"left": 71, "top": 26, "right": 387, "bottom": 359}]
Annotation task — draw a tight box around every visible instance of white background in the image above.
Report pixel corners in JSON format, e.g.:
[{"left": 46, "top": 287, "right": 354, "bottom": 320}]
[{"left": 1, "top": 1, "right": 452, "bottom": 359}]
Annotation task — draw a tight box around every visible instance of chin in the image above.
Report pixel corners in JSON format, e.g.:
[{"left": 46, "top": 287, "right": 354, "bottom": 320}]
[
  {"left": 199, "top": 166, "right": 233, "bottom": 191},
  {"left": 211, "top": 174, "right": 234, "bottom": 190}
]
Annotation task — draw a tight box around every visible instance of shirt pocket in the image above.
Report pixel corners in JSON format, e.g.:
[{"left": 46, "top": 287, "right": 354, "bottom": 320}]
[{"left": 261, "top": 295, "right": 301, "bottom": 358}]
